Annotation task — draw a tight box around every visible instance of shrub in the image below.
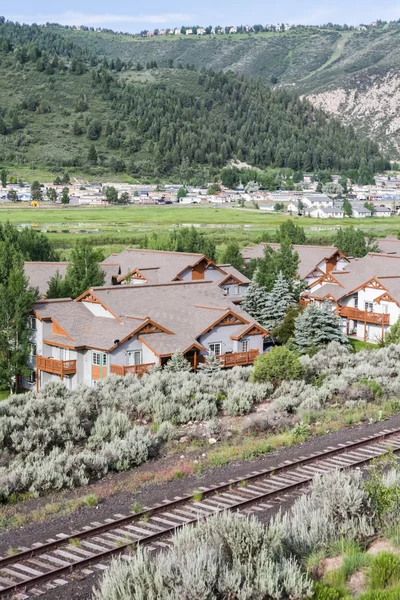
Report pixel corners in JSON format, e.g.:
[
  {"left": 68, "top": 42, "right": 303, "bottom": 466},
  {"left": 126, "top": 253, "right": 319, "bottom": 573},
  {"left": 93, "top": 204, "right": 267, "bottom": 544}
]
[
  {"left": 273, "top": 470, "right": 374, "bottom": 557},
  {"left": 251, "top": 347, "right": 304, "bottom": 385},
  {"left": 94, "top": 512, "right": 313, "bottom": 600},
  {"left": 312, "top": 582, "right": 345, "bottom": 600},
  {"left": 369, "top": 552, "right": 400, "bottom": 590}
]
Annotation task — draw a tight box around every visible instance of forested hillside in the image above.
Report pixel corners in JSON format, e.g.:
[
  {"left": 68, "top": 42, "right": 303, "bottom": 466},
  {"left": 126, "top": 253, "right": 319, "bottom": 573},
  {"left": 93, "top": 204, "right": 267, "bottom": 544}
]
[
  {"left": 0, "top": 19, "right": 389, "bottom": 178},
  {"left": 43, "top": 21, "right": 400, "bottom": 156}
]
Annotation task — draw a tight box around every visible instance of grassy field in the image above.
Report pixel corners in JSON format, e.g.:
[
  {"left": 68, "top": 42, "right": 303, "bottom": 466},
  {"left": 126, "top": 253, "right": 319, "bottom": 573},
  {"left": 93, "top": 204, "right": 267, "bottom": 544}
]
[{"left": 1, "top": 204, "right": 399, "bottom": 256}]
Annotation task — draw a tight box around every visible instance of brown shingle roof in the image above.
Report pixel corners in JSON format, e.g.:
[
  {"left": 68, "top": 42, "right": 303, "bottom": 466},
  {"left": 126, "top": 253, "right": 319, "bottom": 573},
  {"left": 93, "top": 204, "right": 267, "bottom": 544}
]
[
  {"left": 101, "top": 248, "right": 212, "bottom": 283},
  {"left": 34, "top": 281, "right": 266, "bottom": 355},
  {"left": 241, "top": 243, "right": 342, "bottom": 279},
  {"left": 25, "top": 262, "right": 119, "bottom": 296}
]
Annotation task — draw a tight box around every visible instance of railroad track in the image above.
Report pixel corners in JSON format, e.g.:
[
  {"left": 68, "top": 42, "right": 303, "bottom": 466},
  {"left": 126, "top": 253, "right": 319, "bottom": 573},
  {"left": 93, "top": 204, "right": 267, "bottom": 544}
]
[{"left": 2, "top": 426, "right": 400, "bottom": 599}]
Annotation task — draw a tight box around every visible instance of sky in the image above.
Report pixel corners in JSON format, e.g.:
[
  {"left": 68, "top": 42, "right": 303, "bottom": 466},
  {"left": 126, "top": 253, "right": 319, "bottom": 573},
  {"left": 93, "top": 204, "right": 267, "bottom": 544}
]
[{"left": 4, "top": 0, "right": 400, "bottom": 32}]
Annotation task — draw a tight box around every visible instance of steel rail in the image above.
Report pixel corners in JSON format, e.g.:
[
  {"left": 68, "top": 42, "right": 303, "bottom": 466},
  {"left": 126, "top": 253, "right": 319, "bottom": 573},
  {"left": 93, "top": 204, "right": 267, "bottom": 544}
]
[{"left": 1, "top": 425, "right": 400, "bottom": 597}]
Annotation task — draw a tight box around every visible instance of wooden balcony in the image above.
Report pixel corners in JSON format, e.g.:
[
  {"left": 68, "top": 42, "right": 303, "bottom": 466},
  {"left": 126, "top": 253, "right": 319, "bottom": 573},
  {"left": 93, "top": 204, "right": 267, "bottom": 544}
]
[
  {"left": 36, "top": 355, "right": 77, "bottom": 376},
  {"left": 337, "top": 306, "right": 390, "bottom": 325},
  {"left": 110, "top": 363, "right": 155, "bottom": 378},
  {"left": 217, "top": 349, "right": 259, "bottom": 368}
]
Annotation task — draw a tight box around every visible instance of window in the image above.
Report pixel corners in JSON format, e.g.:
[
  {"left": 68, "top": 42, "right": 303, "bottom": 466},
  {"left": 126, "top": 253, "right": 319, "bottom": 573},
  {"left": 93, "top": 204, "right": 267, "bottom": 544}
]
[
  {"left": 29, "top": 316, "right": 37, "bottom": 330},
  {"left": 364, "top": 301, "right": 374, "bottom": 312},
  {"left": 27, "top": 370, "right": 36, "bottom": 384},
  {"left": 92, "top": 352, "right": 107, "bottom": 366},
  {"left": 382, "top": 304, "right": 389, "bottom": 314},
  {"left": 127, "top": 350, "right": 142, "bottom": 366},
  {"left": 30, "top": 344, "right": 37, "bottom": 357},
  {"left": 209, "top": 342, "right": 222, "bottom": 356},
  {"left": 353, "top": 295, "right": 358, "bottom": 309},
  {"left": 241, "top": 339, "right": 249, "bottom": 352},
  {"left": 224, "top": 287, "right": 230, "bottom": 295},
  {"left": 234, "top": 286, "right": 240, "bottom": 295}
]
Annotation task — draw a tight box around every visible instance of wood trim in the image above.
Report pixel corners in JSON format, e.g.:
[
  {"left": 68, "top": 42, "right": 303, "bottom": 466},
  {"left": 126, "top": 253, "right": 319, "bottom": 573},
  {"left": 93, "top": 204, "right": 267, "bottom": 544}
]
[
  {"left": 219, "top": 275, "right": 241, "bottom": 286},
  {"left": 231, "top": 323, "right": 269, "bottom": 340},
  {"left": 116, "top": 268, "right": 148, "bottom": 284},
  {"left": 374, "top": 291, "right": 400, "bottom": 307},
  {"left": 340, "top": 277, "right": 388, "bottom": 300},
  {"left": 138, "top": 335, "right": 161, "bottom": 357},
  {"left": 76, "top": 290, "right": 122, "bottom": 322},
  {"left": 51, "top": 320, "right": 74, "bottom": 340},
  {"left": 43, "top": 339, "right": 77, "bottom": 350},
  {"left": 199, "top": 309, "right": 248, "bottom": 336}
]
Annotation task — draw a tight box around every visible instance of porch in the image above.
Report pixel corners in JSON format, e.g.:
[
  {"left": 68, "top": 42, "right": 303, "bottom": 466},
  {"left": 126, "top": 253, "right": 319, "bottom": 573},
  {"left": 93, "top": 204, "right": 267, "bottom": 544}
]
[
  {"left": 36, "top": 355, "right": 77, "bottom": 377},
  {"left": 337, "top": 306, "right": 390, "bottom": 325},
  {"left": 216, "top": 349, "right": 259, "bottom": 368},
  {"left": 110, "top": 363, "right": 155, "bottom": 377}
]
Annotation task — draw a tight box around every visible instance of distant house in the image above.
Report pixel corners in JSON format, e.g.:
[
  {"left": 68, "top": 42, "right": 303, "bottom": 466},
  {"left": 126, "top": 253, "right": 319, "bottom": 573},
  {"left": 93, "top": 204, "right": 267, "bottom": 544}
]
[
  {"left": 302, "top": 194, "right": 331, "bottom": 208},
  {"left": 309, "top": 207, "right": 344, "bottom": 219},
  {"left": 174, "top": 28, "right": 180, "bottom": 35},
  {"left": 186, "top": 29, "right": 193, "bottom": 35},
  {"left": 374, "top": 206, "right": 392, "bottom": 218},
  {"left": 229, "top": 26, "right": 238, "bottom": 33},
  {"left": 197, "top": 28, "right": 206, "bottom": 35},
  {"left": 352, "top": 205, "right": 372, "bottom": 218}
]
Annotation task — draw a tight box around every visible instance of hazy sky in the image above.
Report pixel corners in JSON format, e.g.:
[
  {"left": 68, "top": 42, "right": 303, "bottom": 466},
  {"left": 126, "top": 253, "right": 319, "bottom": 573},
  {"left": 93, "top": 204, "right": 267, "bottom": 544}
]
[{"left": 5, "top": 1, "right": 400, "bottom": 32}]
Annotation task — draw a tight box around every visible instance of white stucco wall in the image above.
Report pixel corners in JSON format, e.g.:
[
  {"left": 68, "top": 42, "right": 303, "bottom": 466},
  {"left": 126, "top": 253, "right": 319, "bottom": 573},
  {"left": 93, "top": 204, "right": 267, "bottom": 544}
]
[
  {"left": 199, "top": 324, "right": 263, "bottom": 356},
  {"left": 110, "top": 335, "right": 158, "bottom": 366},
  {"left": 82, "top": 302, "right": 115, "bottom": 319}
]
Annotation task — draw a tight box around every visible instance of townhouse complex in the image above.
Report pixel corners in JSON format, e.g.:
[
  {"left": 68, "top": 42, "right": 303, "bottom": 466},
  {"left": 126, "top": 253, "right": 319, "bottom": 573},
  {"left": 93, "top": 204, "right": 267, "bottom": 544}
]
[
  {"left": 301, "top": 253, "right": 400, "bottom": 343},
  {"left": 242, "top": 240, "right": 400, "bottom": 344},
  {"left": 25, "top": 250, "right": 253, "bottom": 391},
  {"left": 23, "top": 239, "right": 400, "bottom": 391}
]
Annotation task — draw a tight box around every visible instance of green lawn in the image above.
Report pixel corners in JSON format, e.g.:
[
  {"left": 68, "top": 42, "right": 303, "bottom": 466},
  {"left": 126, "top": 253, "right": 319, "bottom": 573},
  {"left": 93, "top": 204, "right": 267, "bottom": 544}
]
[
  {"left": 2, "top": 204, "right": 400, "bottom": 229},
  {"left": 1, "top": 204, "right": 399, "bottom": 253},
  {"left": 349, "top": 338, "right": 379, "bottom": 352}
]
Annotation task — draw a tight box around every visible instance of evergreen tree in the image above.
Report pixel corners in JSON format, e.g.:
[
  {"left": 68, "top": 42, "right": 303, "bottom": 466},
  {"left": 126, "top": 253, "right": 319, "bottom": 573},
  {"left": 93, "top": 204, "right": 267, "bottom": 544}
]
[
  {"left": 198, "top": 349, "right": 222, "bottom": 375},
  {"left": 1, "top": 169, "right": 7, "bottom": 188},
  {"left": 164, "top": 351, "right": 192, "bottom": 372},
  {"left": 383, "top": 316, "right": 400, "bottom": 346},
  {"left": 219, "top": 241, "right": 243, "bottom": 272},
  {"left": 255, "top": 239, "right": 299, "bottom": 292},
  {"left": 88, "top": 144, "right": 98, "bottom": 164},
  {"left": 177, "top": 187, "right": 187, "bottom": 199},
  {"left": 272, "top": 305, "right": 302, "bottom": 345},
  {"left": 0, "top": 264, "right": 38, "bottom": 391},
  {"left": 262, "top": 272, "right": 294, "bottom": 331},
  {"left": 64, "top": 241, "right": 105, "bottom": 298},
  {"left": 343, "top": 199, "right": 353, "bottom": 217},
  {"left": 46, "top": 187, "right": 57, "bottom": 202},
  {"left": 241, "top": 272, "right": 271, "bottom": 325},
  {"left": 31, "top": 180, "right": 42, "bottom": 202},
  {"left": 334, "top": 227, "right": 378, "bottom": 258},
  {"left": 277, "top": 221, "right": 306, "bottom": 245},
  {"left": 294, "top": 302, "right": 348, "bottom": 351},
  {"left": 7, "top": 189, "right": 17, "bottom": 202},
  {"left": 61, "top": 187, "right": 69, "bottom": 204},
  {"left": 46, "top": 270, "right": 69, "bottom": 299}
]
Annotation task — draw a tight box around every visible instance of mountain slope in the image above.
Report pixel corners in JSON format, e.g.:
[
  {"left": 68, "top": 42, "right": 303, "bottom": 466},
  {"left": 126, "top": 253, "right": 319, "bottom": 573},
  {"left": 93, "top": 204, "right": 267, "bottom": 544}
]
[
  {"left": 0, "top": 22, "right": 389, "bottom": 177},
  {"left": 48, "top": 24, "right": 400, "bottom": 156}
]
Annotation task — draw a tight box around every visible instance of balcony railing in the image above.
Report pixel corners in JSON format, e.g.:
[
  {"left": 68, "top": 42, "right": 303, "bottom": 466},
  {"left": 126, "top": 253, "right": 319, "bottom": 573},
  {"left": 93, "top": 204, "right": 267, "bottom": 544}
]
[
  {"left": 110, "top": 363, "right": 155, "bottom": 378},
  {"left": 36, "top": 355, "right": 77, "bottom": 376},
  {"left": 338, "top": 306, "right": 390, "bottom": 325},
  {"left": 217, "top": 349, "right": 259, "bottom": 368}
]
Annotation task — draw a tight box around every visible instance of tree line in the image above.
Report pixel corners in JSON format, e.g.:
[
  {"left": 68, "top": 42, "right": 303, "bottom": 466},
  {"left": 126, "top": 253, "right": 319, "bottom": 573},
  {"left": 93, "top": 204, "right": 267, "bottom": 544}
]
[{"left": 0, "top": 19, "right": 390, "bottom": 178}]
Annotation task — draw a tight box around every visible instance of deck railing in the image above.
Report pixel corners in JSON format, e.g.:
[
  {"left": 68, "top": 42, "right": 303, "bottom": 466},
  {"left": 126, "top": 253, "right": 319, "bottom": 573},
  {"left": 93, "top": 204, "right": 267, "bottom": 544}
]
[
  {"left": 110, "top": 363, "right": 155, "bottom": 377},
  {"left": 217, "top": 349, "right": 259, "bottom": 368},
  {"left": 36, "top": 355, "right": 77, "bottom": 376},
  {"left": 337, "top": 306, "right": 390, "bottom": 325}
]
